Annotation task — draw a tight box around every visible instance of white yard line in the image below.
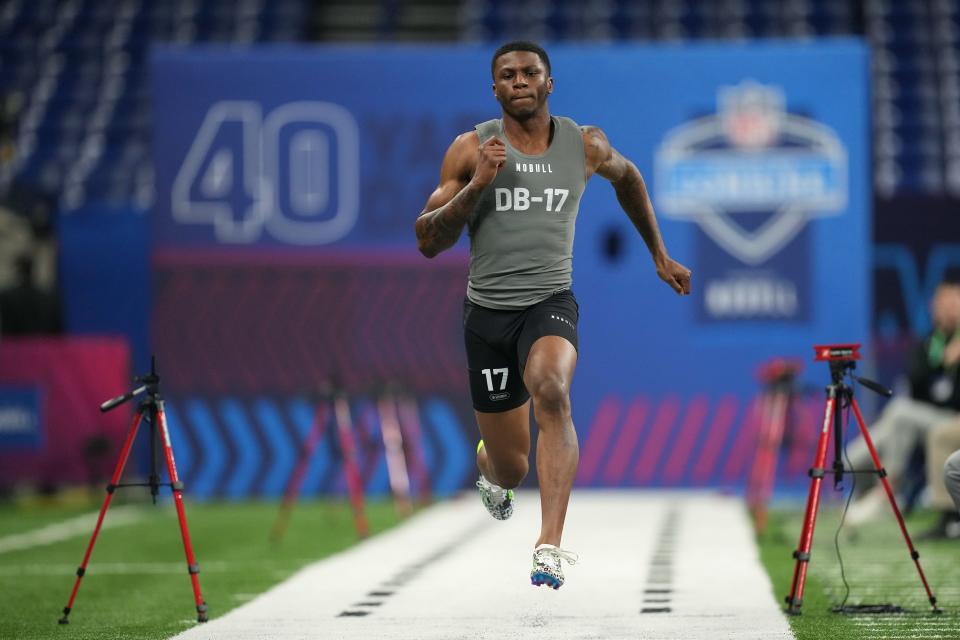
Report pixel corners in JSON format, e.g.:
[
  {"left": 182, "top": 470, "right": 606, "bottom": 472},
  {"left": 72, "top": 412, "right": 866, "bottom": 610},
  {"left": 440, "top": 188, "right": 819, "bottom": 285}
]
[
  {"left": 0, "top": 559, "right": 314, "bottom": 577},
  {"left": 172, "top": 491, "right": 793, "bottom": 640},
  {"left": 0, "top": 505, "right": 144, "bottom": 555},
  {"left": 0, "top": 561, "right": 234, "bottom": 576}
]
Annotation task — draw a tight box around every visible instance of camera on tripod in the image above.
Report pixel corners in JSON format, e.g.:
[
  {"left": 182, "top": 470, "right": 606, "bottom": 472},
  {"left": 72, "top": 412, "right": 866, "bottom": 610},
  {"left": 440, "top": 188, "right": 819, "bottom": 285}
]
[
  {"left": 59, "top": 357, "right": 208, "bottom": 625},
  {"left": 813, "top": 343, "right": 861, "bottom": 362},
  {"left": 784, "top": 342, "right": 939, "bottom": 616},
  {"left": 813, "top": 343, "right": 892, "bottom": 398}
]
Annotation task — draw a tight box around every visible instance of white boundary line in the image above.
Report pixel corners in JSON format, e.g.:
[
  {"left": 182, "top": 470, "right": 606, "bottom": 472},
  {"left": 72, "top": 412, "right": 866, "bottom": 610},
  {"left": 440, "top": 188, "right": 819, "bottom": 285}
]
[
  {"left": 0, "top": 505, "right": 144, "bottom": 555},
  {"left": 0, "top": 560, "right": 252, "bottom": 576}
]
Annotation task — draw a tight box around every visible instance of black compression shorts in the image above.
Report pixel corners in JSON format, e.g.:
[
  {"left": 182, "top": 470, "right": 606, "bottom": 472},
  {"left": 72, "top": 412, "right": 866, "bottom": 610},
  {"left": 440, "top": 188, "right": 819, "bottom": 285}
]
[{"left": 462, "top": 289, "right": 579, "bottom": 413}]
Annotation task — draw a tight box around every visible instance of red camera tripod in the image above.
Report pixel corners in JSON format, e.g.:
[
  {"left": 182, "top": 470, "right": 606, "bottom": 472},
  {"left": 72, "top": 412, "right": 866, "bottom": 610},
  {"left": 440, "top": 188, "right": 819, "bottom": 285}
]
[
  {"left": 59, "top": 357, "right": 207, "bottom": 624},
  {"left": 784, "top": 344, "right": 939, "bottom": 615},
  {"left": 747, "top": 358, "right": 803, "bottom": 534}
]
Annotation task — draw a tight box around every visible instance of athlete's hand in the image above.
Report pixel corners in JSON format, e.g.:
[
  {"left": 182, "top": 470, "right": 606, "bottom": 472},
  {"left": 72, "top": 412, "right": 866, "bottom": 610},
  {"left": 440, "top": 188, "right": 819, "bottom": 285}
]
[
  {"left": 471, "top": 137, "right": 507, "bottom": 187},
  {"left": 655, "top": 255, "right": 692, "bottom": 296}
]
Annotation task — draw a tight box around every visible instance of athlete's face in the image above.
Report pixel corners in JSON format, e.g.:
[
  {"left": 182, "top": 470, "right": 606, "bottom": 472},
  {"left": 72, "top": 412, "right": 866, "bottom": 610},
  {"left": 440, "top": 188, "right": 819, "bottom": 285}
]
[{"left": 492, "top": 51, "right": 553, "bottom": 120}]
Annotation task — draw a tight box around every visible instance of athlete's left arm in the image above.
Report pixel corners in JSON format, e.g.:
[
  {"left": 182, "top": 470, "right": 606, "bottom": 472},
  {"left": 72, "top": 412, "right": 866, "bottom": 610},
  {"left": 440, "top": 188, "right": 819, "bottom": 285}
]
[{"left": 582, "top": 125, "right": 691, "bottom": 296}]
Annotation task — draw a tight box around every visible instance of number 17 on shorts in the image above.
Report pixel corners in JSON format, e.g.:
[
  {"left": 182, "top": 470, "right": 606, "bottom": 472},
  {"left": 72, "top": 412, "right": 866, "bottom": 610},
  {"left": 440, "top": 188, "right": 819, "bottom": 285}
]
[
  {"left": 482, "top": 368, "right": 509, "bottom": 394},
  {"left": 469, "top": 363, "right": 526, "bottom": 411}
]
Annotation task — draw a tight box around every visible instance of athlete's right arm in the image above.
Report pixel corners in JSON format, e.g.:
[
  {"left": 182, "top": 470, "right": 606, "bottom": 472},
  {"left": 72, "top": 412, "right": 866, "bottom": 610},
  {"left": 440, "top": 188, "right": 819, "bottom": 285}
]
[{"left": 415, "top": 133, "right": 506, "bottom": 258}]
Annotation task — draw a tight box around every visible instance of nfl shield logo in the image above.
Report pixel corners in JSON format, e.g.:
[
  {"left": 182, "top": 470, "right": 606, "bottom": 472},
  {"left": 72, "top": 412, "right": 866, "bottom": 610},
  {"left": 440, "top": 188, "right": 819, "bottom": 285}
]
[
  {"left": 654, "top": 80, "right": 848, "bottom": 322},
  {"left": 720, "top": 82, "right": 784, "bottom": 149}
]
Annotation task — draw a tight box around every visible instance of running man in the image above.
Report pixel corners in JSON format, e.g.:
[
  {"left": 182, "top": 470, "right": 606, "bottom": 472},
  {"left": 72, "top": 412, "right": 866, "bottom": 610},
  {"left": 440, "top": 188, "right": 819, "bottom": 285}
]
[{"left": 414, "top": 41, "right": 691, "bottom": 589}]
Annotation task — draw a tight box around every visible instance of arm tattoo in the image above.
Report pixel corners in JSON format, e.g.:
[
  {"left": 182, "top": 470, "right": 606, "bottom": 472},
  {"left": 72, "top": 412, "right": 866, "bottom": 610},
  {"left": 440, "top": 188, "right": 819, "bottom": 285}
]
[
  {"left": 613, "top": 167, "right": 667, "bottom": 259},
  {"left": 416, "top": 182, "right": 484, "bottom": 258}
]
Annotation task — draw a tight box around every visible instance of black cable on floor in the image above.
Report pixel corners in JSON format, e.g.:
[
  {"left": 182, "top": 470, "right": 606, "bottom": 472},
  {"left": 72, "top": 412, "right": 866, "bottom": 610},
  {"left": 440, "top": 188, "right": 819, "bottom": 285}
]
[
  {"left": 831, "top": 378, "right": 905, "bottom": 616},
  {"left": 833, "top": 399, "right": 855, "bottom": 611}
]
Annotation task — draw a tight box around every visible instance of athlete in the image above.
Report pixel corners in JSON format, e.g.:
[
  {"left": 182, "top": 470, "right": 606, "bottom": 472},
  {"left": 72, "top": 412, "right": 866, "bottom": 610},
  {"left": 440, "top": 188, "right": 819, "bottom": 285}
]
[{"left": 414, "top": 41, "right": 692, "bottom": 589}]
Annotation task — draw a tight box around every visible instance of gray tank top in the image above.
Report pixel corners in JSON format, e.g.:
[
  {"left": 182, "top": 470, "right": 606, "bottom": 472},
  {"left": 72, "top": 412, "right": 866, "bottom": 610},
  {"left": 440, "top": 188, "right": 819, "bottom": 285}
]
[{"left": 467, "top": 116, "right": 586, "bottom": 310}]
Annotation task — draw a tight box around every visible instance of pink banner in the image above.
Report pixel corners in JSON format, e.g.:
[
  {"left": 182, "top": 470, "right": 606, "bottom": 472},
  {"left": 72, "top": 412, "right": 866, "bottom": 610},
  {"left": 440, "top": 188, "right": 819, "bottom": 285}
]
[{"left": 0, "top": 337, "right": 130, "bottom": 486}]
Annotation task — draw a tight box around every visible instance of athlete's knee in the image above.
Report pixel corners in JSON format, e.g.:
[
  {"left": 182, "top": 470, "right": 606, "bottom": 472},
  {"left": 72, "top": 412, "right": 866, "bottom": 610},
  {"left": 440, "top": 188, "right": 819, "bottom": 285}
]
[
  {"left": 529, "top": 375, "right": 571, "bottom": 419},
  {"left": 492, "top": 453, "right": 528, "bottom": 489}
]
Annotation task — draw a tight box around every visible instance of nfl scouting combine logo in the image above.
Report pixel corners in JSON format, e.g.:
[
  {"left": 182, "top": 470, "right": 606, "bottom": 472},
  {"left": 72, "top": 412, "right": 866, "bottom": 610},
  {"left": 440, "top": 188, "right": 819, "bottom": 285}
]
[{"left": 654, "top": 81, "right": 847, "bottom": 322}]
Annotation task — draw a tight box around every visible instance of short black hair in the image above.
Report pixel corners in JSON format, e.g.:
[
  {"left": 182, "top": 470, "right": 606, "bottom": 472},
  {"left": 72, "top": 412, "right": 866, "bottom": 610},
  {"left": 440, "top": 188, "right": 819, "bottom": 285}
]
[
  {"left": 491, "top": 41, "right": 551, "bottom": 78},
  {"left": 940, "top": 273, "right": 960, "bottom": 287}
]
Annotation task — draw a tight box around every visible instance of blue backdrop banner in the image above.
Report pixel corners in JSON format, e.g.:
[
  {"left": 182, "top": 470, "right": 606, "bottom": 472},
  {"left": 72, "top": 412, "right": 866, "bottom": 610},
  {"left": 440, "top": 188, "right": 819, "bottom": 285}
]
[{"left": 152, "top": 41, "right": 869, "bottom": 494}]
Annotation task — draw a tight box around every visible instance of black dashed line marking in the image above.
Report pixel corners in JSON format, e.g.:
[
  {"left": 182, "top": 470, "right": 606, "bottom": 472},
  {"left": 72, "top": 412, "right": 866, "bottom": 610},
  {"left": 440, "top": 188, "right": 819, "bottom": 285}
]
[
  {"left": 337, "top": 520, "right": 490, "bottom": 619},
  {"left": 640, "top": 507, "right": 679, "bottom": 615}
]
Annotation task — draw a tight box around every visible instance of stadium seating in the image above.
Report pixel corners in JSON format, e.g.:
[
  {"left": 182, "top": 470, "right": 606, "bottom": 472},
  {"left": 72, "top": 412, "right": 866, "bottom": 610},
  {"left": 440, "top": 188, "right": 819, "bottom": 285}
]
[
  {"left": 460, "top": 0, "right": 960, "bottom": 197},
  {"left": 0, "top": 0, "right": 307, "bottom": 212},
  {"left": 1, "top": 0, "right": 959, "bottom": 209}
]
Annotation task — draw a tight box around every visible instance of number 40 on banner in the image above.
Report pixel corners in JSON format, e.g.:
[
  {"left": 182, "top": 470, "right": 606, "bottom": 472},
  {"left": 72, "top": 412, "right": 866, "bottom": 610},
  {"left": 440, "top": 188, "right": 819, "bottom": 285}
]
[{"left": 171, "top": 100, "right": 360, "bottom": 245}]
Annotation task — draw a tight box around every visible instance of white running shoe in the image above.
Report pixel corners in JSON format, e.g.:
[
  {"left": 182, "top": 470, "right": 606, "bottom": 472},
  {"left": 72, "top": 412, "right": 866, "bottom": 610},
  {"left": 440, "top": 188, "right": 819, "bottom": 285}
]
[
  {"left": 845, "top": 485, "right": 889, "bottom": 527},
  {"left": 476, "top": 474, "right": 514, "bottom": 521},
  {"left": 530, "top": 544, "right": 578, "bottom": 589}
]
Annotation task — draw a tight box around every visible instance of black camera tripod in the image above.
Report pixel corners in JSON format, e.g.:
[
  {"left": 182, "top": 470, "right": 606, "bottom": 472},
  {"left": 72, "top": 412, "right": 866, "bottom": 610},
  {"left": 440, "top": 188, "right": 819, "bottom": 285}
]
[
  {"left": 784, "top": 344, "right": 939, "bottom": 616},
  {"left": 58, "top": 357, "right": 208, "bottom": 624}
]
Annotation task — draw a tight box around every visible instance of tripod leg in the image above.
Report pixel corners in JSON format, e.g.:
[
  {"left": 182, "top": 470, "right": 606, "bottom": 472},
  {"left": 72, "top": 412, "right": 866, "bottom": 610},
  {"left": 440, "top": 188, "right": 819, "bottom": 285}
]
[
  {"left": 398, "top": 395, "right": 432, "bottom": 503},
  {"left": 377, "top": 393, "right": 412, "bottom": 517},
  {"left": 747, "top": 390, "right": 774, "bottom": 519},
  {"left": 156, "top": 403, "right": 209, "bottom": 623},
  {"left": 785, "top": 389, "right": 836, "bottom": 615},
  {"left": 270, "top": 401, "right": 329, "bottom": 542},
  {"left": 334, "top": 393, "right": 370, "bottom": 538},
  {"left": 759, "top": 390, "right": 790, "bottom": 534},
  {"left": 849, "top": 399, "right": 941, "bottom": 613},
  {"left": 59, "top": 409, "right": 144, "bottom": 624}
]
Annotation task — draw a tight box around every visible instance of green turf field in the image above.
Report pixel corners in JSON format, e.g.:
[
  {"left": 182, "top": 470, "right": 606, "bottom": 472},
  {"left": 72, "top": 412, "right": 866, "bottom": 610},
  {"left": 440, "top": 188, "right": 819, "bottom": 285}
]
[
  {"left": 0, "top": 497, "right": 404, "bottom": 640},
  {"left": 758, "top": 501, "right": 960, "bottom": 640}
]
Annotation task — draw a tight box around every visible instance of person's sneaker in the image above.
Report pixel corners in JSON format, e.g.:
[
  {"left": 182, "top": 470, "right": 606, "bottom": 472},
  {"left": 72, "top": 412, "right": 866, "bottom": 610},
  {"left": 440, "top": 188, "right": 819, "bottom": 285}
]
[
  {"left": 948, "top": 519, "right": 960, "bottom": 539},
  {"left": 476, "top": 474, "right": 514, "bottom": 521},
  {"left": 916, "top": 511, "right": 960, "bottom": 541},
  {"left": 845, "top": 486, "right": 889, "bottom": 527},
  {"left": 530, "top": 544, "right": 578, "bottom": 589}
]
